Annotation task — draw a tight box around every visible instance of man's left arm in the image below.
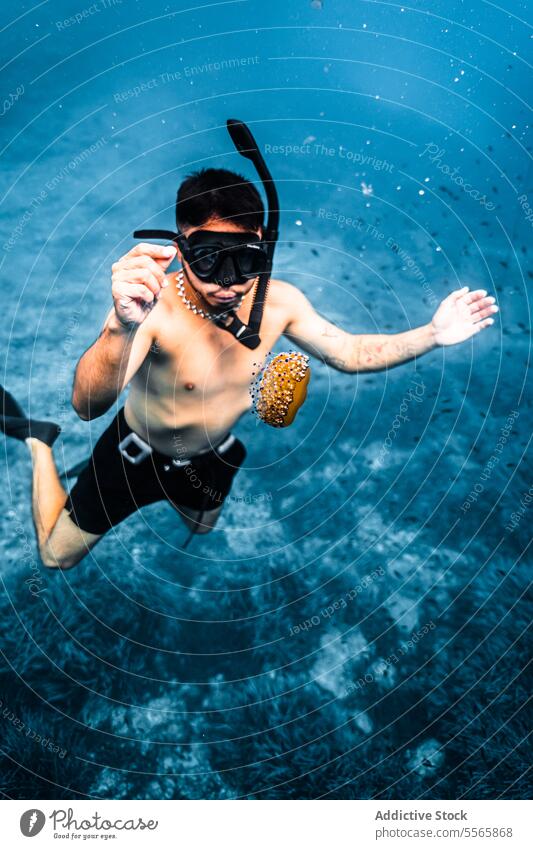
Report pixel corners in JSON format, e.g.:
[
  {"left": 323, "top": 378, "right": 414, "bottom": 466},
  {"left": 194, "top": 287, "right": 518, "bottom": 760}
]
[{"left": 282, "top": 284, "right": 499, "bottom": 373}]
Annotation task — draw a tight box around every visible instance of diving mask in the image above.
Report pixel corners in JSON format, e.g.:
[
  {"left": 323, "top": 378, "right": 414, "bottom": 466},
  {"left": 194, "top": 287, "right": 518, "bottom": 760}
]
[{"left": 180, "top": 230, "right": 269, "bottom": 286}]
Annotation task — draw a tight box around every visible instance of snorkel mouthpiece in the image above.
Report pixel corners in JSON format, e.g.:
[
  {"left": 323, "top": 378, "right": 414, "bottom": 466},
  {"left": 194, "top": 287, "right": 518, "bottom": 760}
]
[{"left": 133, "top": 119, "right": 279, "bottom": 350}]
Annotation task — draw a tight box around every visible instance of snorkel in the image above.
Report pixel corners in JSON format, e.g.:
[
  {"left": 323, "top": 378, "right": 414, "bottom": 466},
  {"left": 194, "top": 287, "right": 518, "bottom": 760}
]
[
  {"left": 224, "top": 119, "right": 279, "bottom": 348},
  {"left": 133, "top": 119, "right": 280, "bottom": 350}
]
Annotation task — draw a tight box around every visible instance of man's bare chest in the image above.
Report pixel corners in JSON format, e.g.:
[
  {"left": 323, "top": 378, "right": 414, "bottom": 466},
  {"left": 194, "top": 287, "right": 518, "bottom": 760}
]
[{"left": 138, "top": 330, "right": 274, "bottom": 400}]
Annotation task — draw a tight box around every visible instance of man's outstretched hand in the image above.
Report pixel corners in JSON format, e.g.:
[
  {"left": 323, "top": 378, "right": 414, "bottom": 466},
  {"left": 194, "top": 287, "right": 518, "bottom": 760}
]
[{"left": 431, "top": 287, "right": 499, "bottom": 346}]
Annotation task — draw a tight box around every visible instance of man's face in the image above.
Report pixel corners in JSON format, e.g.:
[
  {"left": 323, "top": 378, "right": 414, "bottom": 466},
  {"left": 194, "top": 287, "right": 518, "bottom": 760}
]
[{"left": 177, "top": 218, "right": 262, "bottom": 310}]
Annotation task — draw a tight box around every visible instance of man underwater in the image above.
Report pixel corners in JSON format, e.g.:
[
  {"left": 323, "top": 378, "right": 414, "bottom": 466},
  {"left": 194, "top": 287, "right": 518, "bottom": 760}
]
[{"left": 1, "top": 128, "right": 499, "bottom": 570}]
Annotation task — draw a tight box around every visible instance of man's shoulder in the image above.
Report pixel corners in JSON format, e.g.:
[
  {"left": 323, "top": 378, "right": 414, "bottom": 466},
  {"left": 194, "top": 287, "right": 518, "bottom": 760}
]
[{"left": 268, "top": 278, "right": 310, "bottom": 321}]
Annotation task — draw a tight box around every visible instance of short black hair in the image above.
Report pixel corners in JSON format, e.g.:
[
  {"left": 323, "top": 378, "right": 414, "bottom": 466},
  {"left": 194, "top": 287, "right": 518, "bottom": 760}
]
[{"left": 176, "top": 168, "right": 264, "bottom": 232}]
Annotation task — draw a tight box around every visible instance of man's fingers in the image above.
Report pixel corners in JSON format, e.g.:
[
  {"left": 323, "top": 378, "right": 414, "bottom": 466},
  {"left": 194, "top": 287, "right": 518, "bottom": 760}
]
[
  {"left": 113, "top": 269, "right": 162, "bottom": 295},
  {"left": 475, "top": 306, "right": 499, "bottom": 320},
  {"left": 127, "top": 242, "right": 177, "bottom": 261},
  {"left": 114, "top": 255, "right": 167, "bottom": 283},
  {"left": 451, "top": 286, "right": 470, "bottom": 300},
  {"left": 134, "top": 255, "right": 168, "bottom": 281},
  {"left": 474, "top": 317, "right": 495, "bottom": 332},
  {"left": 117, "top": 284, "right": 155, "bottom": 304},
  {"left": 470, "top": 295, "right": 494, "bottom": 311},
  {"left": 113, "top": 276, "right": 158, "bottom": 297},
  {"left": 470, "top": 297, "right": 499, "bottom": 319},
  {"left": 464, "top": 288, "right": 488, "bottom": 304},
  {"left": 130, "top": 244, "right": 177, "bottom": 271}
]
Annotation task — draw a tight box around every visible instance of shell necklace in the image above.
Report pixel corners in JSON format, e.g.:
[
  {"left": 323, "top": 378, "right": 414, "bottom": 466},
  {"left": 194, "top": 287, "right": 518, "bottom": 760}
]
[{"left": 176, "top": 269, "right": 245, "bottom": 321}]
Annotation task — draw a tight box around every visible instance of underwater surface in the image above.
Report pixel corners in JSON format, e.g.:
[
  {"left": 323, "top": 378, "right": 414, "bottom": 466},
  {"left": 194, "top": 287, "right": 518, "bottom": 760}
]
[{"left": 0, "top": 0, "right": 531, "bottom": 798}]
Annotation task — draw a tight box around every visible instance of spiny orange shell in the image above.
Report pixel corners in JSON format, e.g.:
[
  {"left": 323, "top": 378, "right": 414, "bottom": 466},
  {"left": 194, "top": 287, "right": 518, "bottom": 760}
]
[{"left": 252, "top": 351, "right": 311, "bottom": 428}]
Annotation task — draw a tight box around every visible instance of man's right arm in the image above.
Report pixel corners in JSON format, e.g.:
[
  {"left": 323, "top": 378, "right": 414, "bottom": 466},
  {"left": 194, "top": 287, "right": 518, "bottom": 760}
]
[
  {"left": 71, "top": 242, "right": 177, "bottom": 420},
  {"left": 71, "top": 310, "right": 153, "bottom": 420}
]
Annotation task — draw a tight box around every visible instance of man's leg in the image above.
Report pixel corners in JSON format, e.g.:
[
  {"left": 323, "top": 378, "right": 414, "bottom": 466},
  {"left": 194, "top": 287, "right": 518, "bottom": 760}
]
[
  {"left": 172, "top": 436, "right": 247, "bottom": 536},
  {"left": 27, "top": 438, "right": 102, "bottom": 569},
  {"left": 175, "top": 503, "right": 224, "bottom": 535}
]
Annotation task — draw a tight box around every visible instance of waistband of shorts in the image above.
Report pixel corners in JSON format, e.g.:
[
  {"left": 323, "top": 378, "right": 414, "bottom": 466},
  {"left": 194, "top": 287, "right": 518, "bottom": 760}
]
[{"left": 116, "top": 407, "right": 235, "bottom": 467}]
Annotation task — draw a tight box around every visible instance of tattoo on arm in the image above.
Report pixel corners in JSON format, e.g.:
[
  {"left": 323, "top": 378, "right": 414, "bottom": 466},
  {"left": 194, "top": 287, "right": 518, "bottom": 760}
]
[
  {"left": 326, "top": 337, "right": 384, "bottom": 372},
  {"left": 326, "top": 334, "right": 350, "bottom": 371},
  {"left": 324, "top": 353, "right": 348, "bottom": 370},
  {"left": 321, "top": 323, "right": 341, "bottom": 338}
]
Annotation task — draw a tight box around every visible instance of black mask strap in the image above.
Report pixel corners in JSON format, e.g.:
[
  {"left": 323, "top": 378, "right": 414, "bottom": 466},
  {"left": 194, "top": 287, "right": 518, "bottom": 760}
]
[
  {"left": 180, "top": 263, "right": 261, "bottom": 349},
  {"left": 134, "top": 229, "right": 183, "bottom": 246},
  {"left": 212, "top": 311, "right": 260, "bottom": 348}
]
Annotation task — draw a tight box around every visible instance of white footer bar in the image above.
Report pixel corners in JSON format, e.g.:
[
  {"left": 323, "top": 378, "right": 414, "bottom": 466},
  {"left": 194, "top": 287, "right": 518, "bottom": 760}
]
[{"left": 3, "top": 799, "right": 531, "bottom": 848}]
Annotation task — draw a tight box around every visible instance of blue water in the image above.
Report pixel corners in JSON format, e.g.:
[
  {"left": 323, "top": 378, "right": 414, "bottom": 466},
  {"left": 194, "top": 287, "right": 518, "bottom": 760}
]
[{"left": 0, "top": 0, "right": 531, "bottom": 799}]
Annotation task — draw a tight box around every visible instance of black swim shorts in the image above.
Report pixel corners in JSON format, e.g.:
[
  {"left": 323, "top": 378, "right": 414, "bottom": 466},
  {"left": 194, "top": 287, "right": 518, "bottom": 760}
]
[{"left": 64, "top": 407, "right": 247, "bottom": 535}]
